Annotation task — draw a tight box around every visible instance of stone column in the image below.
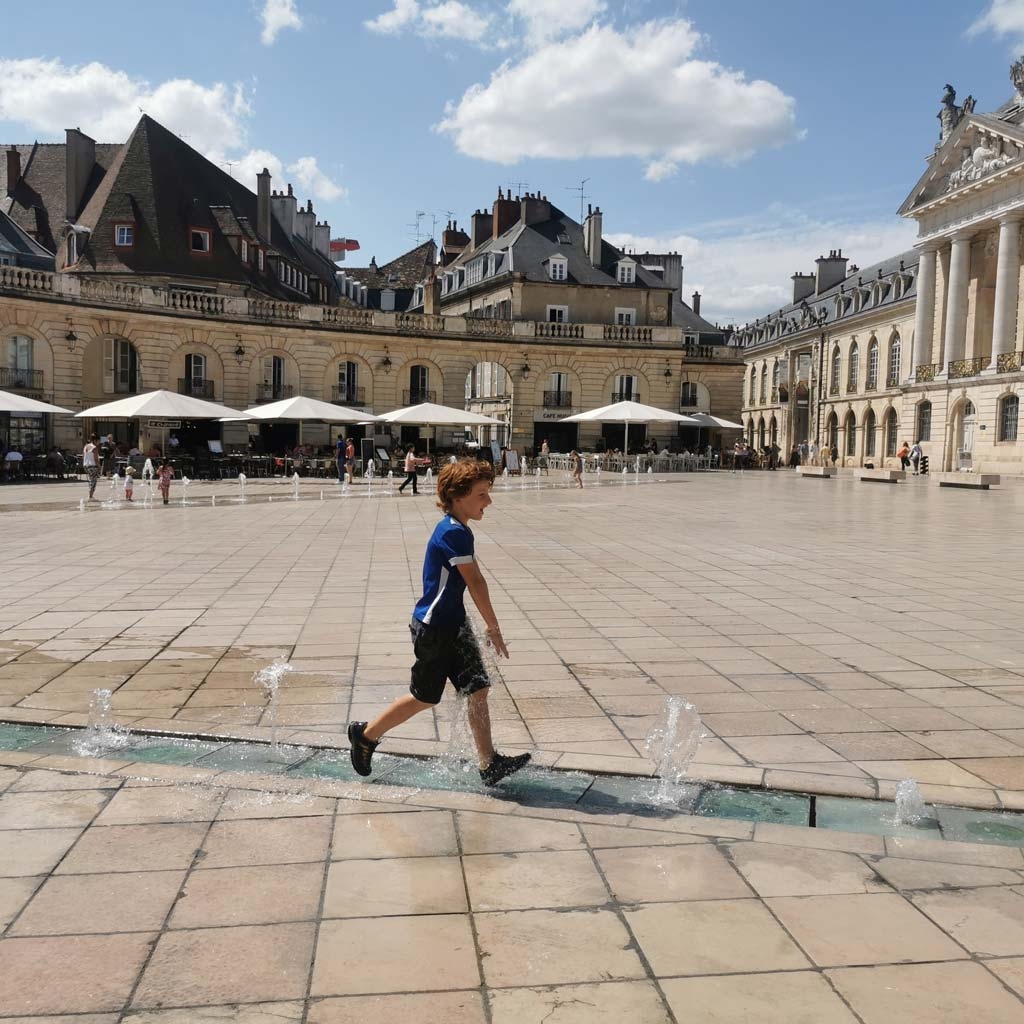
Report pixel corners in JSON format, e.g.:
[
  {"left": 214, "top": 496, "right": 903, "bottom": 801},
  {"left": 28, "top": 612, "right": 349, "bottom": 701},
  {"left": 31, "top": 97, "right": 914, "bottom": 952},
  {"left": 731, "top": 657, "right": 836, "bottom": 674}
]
[
  {"left": 988, "top": 214, "right": 1022, "bottom": 370},
  {"left": 911, "top": 244, "right": 937, "bottom": 378},
  {"left": 941, "top": 231, "right": 973, "bottom": 372}
]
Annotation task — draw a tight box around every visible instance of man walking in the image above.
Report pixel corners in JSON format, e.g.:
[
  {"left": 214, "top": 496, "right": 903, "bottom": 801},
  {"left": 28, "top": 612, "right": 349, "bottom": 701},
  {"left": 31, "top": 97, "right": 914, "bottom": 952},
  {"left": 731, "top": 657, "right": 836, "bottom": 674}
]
[{"left": 398, "top": 444, "right": 420, "bottom": 494}]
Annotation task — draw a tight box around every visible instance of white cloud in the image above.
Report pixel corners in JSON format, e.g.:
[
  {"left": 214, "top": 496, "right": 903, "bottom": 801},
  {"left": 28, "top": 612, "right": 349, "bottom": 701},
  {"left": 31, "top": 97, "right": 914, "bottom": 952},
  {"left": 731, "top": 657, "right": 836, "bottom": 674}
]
[
  {"left": 969, "top": 0, "right": 1024, "bottom": 45},
  {"left": 365, "top": 0, "right": 421, "bottom": 34},
  {"left": 607, "top": 208, "right": 918, "bottom": 326},
  {"left": 421, "top": 1, "right": 491, "bottom": 41},
  {"left": 0, "top": 57, "right": 344, "bottom": 205},
  {"left": 288, "top": 155, "right": 347, "bottom": 201},
  {"left": 259, "top": 0, "right": 303, "bottom": 45},
  {"left": 644, "top": 158, "right": 678, "bottom": 182},
  {"left": 507, "top": 0, "right": 605, "bottom": 45},
  {"left": 436, "top": 20, "right": 799, "bottom": 178}
]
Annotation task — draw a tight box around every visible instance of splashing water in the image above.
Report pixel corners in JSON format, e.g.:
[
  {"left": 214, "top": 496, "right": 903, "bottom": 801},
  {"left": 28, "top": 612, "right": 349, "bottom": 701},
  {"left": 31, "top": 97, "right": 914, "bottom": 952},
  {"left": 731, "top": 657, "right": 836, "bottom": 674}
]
[
  {"left": 292, "top": 471, "right": 301, "bottom": 500},
  {"left": 141, "top": 477, "right": 153, "bottom": 506},
  {"left": 644, "top": 696, "right": 703, "bottom": 806},
  {"left": 101, "top": 473, "right": 122, "bottom": 508},
  {"left": 595, "top": 465, "right": 602, "bottom": 486},
  {"left": 501, "top": 467, "right": 510, "bottom": 490},
  {"left": 254, "top": 657, "right": 294, "bottom": 750},
  {"left": 634, "top": 455, "right": 641, "bottom": 474},
  {"left": 894, "top": 778, "right": 928, "bottom": 826},
  {"left": 238, "top": 472, "right": 247, "bottom": 502},
  {"left": 342, "top": 472, "right": 351, "bottom": 496},
  {"left": 75, "top": 688, "right": 132, "bottom": 756},
  {"left": 180, "top": 476, "right": 191, "bottom": 506},
  {"left": 142, "top": 458, "right": 154, "bottom": 480},
  {"left": 647, "top": 465, "right": 654, "bottom": 477},
  {"left": 79, "top": 498, "right": 86, "bottom": 512},
  {"left": 386, "top": 470, "right": 394, "bottom": 496},
  {"left": 424, "top": 467, "right": 433, "bottom": 490},
  {"left": 621, "top": 465, "right": 628, "bottom": 482},
  {"left": 535, "top": 466, "right": 542, "bottom": 488}
]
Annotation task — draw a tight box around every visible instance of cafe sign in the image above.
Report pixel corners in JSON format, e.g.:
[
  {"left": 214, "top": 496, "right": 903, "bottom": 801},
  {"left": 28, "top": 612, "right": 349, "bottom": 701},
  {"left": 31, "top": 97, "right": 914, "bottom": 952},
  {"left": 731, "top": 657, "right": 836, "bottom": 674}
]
[
  {"left": 539, "top": 408, "right": 578, "bottom": 420},
  {"left": 145, "top": 419, "right": 181, "bottom": 429}
]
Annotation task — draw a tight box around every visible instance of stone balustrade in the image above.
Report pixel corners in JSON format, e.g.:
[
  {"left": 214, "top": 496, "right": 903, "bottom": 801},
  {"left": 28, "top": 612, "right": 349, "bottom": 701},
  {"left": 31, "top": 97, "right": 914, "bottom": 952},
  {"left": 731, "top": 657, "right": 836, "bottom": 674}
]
[{"left": 0, "top": 266, "right": 741, "bottom": 358}]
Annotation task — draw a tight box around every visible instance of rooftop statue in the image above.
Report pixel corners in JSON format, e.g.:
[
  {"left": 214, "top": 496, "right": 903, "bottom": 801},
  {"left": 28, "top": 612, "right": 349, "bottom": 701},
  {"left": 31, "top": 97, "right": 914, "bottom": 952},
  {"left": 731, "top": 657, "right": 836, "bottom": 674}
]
[
  {"left": 1012, "top": 56, "right": 1024, "bottom": 102},
  {"left": 938, "top": 84, "right": 975, "bottom": 146}
]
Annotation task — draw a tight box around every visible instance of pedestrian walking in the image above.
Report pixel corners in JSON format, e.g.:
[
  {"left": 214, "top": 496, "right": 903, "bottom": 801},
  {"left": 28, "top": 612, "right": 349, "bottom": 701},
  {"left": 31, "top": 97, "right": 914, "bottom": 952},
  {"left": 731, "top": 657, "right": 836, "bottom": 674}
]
[
  {"left": 539, "top": 438, "right": 550, "bottom": 475},
  {"left": 335, "top": 435, "right": 346, "bottom": 481},
  {"left": 398, "top": 445, "right": 420, "bottom": 494},
  {"left": 898, "top": 441, "right": 911, "bottom": 470},
  {"left": 345, "top": 437, "right": 356, "bottom": 480},
  {"left": 123, "top": 466, "right": 135, "bottom": 502},
  {"left": 83, "top": 434, "right": 101, "bottom": 500},
  {"left": 910, "top": 440, "right": 923, "bottom": 475},
  {"left": 348, "top": 459, "right": 531, "bottom": 787},
  {"left": 156, "top": 460, "right": 174, "bottom": 505},
  {"left": 571, "top": 449, "right": 584, "bottom": 488},
  {"left": 98, "top": 434, "right": 114, "bottom": 479}
]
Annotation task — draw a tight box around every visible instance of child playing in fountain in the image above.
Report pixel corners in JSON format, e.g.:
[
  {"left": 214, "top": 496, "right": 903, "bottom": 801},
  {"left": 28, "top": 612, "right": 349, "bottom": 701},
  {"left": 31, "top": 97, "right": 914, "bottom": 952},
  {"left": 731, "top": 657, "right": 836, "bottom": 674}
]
[
  {"left": 123, "top": 465, "right": 135, "bottom": 502},
  {"left": 156, "top": 460, "right": 174, "bottom": 505},
  {"left": 349, "top": 459, "right": 531, "bottom": 786}
]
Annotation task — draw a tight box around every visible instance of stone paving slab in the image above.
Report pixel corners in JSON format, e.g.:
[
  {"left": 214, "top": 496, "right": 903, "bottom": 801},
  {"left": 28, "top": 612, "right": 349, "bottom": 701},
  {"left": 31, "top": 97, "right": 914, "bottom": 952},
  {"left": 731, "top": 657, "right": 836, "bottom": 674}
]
[
  {"left": 1, "top": 758, "right": 1023, "bottom": 1022},
  {"left": 0, "top": 473, "right": 1022, "bottom": 813}
]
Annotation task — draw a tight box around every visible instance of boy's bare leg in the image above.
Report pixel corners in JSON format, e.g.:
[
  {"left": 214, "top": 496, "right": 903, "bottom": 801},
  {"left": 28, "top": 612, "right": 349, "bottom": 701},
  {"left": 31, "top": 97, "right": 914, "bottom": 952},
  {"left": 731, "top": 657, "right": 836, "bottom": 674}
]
[
  {"left": 364, "top": 693, "right": 432, "bottom": 742},
  {"left": 467, "top": 688, "right": 496, "bottom": 768}
]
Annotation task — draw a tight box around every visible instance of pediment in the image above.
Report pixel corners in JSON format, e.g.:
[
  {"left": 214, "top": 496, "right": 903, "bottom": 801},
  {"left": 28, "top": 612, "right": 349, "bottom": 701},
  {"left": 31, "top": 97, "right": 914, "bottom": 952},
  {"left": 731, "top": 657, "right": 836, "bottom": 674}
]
[{"left": 899, "top": 115, "right": 1024, "bottom": 217}]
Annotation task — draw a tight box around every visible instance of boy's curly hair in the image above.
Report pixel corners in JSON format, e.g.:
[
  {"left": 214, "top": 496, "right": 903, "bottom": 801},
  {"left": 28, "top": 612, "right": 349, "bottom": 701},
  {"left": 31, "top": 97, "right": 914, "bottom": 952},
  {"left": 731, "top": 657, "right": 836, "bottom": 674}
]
[{"left": 436, "top": 458, "right": 495, "bottom": 512}]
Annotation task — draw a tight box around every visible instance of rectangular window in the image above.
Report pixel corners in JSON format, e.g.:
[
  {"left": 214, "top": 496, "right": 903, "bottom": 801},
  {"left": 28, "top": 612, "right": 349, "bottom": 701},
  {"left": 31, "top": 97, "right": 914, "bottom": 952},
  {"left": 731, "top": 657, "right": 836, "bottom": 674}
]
[
  {"left": 67, "top": 233, "right": 78, "bottom": 264},
  {"left": 257, "top": 249, "right": 265, "bottom": 272},
  {"left": 680, "top": 382, "right": 698, "bottom": 407},
  {"left": 0, "top": 255, "right": 12, "bottom": 266},
  {"left": 547, "top": 305, "right": 568, "bottom": 323},
  {"left": 549, "top": 260, "right": 566, "bottom": 281},
  {"left": 614, "top": 374, "right": 637, "bottom": 401},
  {"left": 190, "top": 229, "right": 211, "bottom": 253},
  {"left": 241, "top": 240, "right": 249, "bottom": 262},
  {"left": 617, "top": 263, "right": 635, "bottom": 284},
  {"left": 615, "top": 308, "right": 636, "bottom": 326},
  {"left": 104, "top": 338, "right": 137, "bottom": 394},
  {"left": 114, "top": 224, "right": 134, "bottom": 247},
  {"left": 1000, "top": 396, "right": 1019, "bottom": 442},
  {"left": 917, "top": 402, "right": 932, "bottom": 442}
]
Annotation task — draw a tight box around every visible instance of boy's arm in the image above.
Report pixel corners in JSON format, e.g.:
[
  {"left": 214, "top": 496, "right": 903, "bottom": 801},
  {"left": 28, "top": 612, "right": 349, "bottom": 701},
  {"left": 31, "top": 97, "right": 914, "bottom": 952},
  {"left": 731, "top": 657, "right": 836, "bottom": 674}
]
[{"left": 455, "top": 561, "right": 509, "bottom": 658}]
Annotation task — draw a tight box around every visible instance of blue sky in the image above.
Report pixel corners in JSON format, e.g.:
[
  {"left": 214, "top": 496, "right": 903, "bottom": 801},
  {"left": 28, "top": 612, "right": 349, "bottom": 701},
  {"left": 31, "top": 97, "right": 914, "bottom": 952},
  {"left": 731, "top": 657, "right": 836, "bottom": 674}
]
[{"left": 3, "top": 0, "right": 1024, "bottom": 324}]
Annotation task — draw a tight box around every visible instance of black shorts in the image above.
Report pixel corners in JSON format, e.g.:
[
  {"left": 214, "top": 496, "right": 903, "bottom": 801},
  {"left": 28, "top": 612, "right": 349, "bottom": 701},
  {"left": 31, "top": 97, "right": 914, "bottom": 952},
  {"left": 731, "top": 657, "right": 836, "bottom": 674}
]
[{"left": 409, "top": 618, "right": 490, "bottom": 705}]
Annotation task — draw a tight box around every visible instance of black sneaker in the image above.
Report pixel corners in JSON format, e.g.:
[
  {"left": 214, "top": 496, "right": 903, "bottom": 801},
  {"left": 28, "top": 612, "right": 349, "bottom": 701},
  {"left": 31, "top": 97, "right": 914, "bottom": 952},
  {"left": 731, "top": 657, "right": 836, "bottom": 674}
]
[
  {"left": 480, "top": 752, "right": 531, "bottom": 787},
  {"left": 348, "top": 721, "right": 378, "bottom": 777}
]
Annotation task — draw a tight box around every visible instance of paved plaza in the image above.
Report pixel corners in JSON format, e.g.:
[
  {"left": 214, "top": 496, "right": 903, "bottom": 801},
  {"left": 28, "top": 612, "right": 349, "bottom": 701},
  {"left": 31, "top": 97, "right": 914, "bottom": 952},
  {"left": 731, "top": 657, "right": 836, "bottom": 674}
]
[{"left": 2, "top": 471, "right": 1024, "bottom": 1021}]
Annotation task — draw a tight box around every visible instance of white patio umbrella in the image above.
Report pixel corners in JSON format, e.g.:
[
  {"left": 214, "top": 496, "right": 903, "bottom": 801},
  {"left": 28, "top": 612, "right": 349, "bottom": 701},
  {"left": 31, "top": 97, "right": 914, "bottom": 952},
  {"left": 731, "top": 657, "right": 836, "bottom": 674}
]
[
  {"left": 377, "top": 402, "right": 503, "bottom": 453},
  {"left": 76, "top": 389, "right": 245, "bottom": 455},
  {"left": 559, "top": 400, "right": 699, "bottom": 456},
  {"left": 687, "top": 412, "right": 743, "bottom": 430},
  {"left": 229, "top": 395, "right": 380, "bottom": 445},
  {"left": 0, "top": 391, "right": 74, "bottom": 415}
]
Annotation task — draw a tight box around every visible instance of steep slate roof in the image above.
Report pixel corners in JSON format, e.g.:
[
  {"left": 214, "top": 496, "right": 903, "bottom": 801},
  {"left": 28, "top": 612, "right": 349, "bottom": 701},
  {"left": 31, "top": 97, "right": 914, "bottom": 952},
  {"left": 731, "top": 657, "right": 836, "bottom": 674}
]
[
  {"left": 0, "top": 142, "right": 120, "bottom": 251},
  {"left": 0, "top": 208, "right": 55, "bottom": 269},
  {"left": 671, "top": 296, "right": 727, "bottom": 341},
  {"left": 736, "top": 248, "right": 920, "bottom": 350},
  {"left": 341, "top": 239, "right": 436, "bottom": 309},
  {"left": 72, "top": 115, "right": 309, "bottom": 299}
]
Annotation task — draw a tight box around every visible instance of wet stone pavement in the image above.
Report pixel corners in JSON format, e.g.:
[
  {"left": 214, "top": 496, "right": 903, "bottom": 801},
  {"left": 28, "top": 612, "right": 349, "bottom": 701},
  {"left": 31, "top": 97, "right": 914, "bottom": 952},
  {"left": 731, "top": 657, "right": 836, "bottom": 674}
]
[{"left": 1, "top": 471, "right": 1024, "bottom": 1019}]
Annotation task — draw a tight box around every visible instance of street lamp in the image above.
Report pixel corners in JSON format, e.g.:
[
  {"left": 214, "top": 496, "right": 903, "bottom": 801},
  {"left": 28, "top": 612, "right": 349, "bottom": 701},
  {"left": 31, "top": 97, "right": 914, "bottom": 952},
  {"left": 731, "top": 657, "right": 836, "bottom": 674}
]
[{"left": 65, "top": 318, "right": 78, "bottom": 352}]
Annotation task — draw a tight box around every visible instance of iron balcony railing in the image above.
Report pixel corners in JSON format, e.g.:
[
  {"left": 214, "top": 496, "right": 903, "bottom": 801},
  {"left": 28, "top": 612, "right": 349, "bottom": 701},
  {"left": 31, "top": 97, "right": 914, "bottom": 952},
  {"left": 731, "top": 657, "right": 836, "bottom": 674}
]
[
  {"left": 542, "top": 391, "right": 573, "bottom": 408},
  {"left": 177, "top": 378, "right": 215, "bottom": 399},
  {"left": 254, "top": 384, "right": 294, "bottom": 403},
  {"left": 915, "top": 363, "right": 940, "bottom": 382},
  {"left": 611, "top": 392, "right": 639, "bottom": 403},
  {"left": 331, "top": 385, "right": 366, "bottom": 406},
  {"left": 948, "top": 357, "right": 986, "bottom": 379},
  {"left": 996, "top": 350, "right": 1023, "bottom": 373},
  {"left": 0, "top": 367, "right": 43, "bottom": 391},
  {"left": 403, "top": 389, "right": 436, "bottom": 405}
]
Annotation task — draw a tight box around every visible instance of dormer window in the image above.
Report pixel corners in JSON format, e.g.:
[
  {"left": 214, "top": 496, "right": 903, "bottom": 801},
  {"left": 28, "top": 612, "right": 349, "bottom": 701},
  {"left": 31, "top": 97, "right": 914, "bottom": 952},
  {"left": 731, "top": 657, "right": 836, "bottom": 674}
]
[
  {"left": 616, "top": 259, "right": 636, "bottom": 284},
  {"left": 114, "top": 224, "right": 134, "bottom": 248},
  {"left": 190, "top": 228, "right": 211, "bottom": 253},
  {"left": 548, "top": 255, "right": 568, "bottom": 282},
  {"left": 257, "top": 248, "right": 265, "bottom": 272},
  {"left": 241, "top": 240, "right": 249, "bottom": 263}
]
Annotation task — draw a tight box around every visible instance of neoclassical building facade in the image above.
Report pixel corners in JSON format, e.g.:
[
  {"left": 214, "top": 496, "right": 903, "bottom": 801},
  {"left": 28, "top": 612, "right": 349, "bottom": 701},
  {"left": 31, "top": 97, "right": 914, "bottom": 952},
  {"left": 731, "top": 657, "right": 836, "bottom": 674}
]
[
  {"left": 738, "top": 70, "right": 1024, "bottom": 474},
  {"left": 0, "top": 268, "right": 742, "bottom": 457}
]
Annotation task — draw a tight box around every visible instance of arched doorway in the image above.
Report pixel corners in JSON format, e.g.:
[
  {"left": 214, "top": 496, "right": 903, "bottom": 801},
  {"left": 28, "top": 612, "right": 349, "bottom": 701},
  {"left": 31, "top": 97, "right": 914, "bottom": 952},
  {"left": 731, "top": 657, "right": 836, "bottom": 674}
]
[
  {"left": 951, "top": 398, "right": 976, "bottom": 469},
  {"left": 884, "top": 408, "right": 899, "bottom": 459}
]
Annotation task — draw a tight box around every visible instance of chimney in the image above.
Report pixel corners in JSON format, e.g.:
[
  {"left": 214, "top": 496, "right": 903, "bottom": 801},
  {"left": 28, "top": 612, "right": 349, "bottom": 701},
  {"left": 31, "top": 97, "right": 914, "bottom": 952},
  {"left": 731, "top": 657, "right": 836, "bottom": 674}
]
[
  {"left": 470, "top": 209, "right": 491, "bottom": 249},
  {"left": 520, "top": 192, "right": 551, "bottom": 226},
  {"left": 440, "top": 220, "right": 470, "bottom": 267},
  {"left": 491, "top": 188, "right": 519, "bottom": 239},
  {"left": 815, "top": 249, "right": 849, "bottom": 294},
  {"left": 691, "top": 291, "right": 701, "bottom": 316},
  {"left": 791, "top": 272, "right": 815, "bottom": 304},
  {"left": 294, "top": 198, "right": 315, "bottom": 245},
  {"left": 424, "top": 271, "right": 441, "bottom": 315},
  {"left": 257, "top": 168, "right": 271, "bottom": 240},
  {"left": 64, "top": 128, "right": 96, "bottom": 221},
  {"left": 5, "top": 147, "right": 21, "bottom": 196},
  {"left": 584, "top": 204, "right": 603, "bottom": 267},
  {"left": 271, "top": 183, "right": 298, "bottom": 238},
  {"left": 314, "top": 220, "right": 331, "bottom": 259}
]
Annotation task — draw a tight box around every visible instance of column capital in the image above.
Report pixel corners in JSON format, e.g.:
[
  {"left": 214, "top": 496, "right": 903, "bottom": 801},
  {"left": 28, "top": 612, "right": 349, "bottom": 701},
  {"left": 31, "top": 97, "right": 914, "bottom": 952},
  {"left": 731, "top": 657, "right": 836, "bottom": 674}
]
[
  {"left": 915, "top": 240, "right": 941, "bottom": 254},
  {"left": 950, "top": 229, "right": 975, "bottom": 244},
  {"left": 996, "top": 210, "right": 1024, "bottom": 226}
]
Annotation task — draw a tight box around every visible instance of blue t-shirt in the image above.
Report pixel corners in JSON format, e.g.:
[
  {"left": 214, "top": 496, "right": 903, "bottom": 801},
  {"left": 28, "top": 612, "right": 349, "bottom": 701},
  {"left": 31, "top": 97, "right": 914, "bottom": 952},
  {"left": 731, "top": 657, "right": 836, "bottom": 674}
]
[
  {"left": 335, "top": 439, "right": 345, "bottom": 460},
  {"left": 413, "top": 516, "right": 475, "bottom": 629}
]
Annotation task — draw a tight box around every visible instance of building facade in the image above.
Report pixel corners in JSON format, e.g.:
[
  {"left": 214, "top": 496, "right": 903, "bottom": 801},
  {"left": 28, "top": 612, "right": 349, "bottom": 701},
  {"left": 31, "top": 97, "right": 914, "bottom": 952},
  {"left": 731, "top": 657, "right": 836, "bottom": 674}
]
[{"left": 738, "top": 69, "right": 1024, "bottom": 474}]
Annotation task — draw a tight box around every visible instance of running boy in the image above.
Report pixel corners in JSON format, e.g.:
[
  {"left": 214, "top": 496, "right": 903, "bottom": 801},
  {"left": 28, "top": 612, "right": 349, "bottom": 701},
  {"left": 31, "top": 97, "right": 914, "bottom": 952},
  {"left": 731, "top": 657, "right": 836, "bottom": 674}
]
[{"left": 348, "top": 459, "right": 530, "bottom": 786}]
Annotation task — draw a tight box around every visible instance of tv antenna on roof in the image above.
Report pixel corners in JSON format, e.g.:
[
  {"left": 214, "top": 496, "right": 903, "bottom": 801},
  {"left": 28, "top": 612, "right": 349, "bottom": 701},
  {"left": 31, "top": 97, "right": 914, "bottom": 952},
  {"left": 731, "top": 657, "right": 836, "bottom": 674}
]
[
  {"left": 506, "top": 180, "right": 530, "bottom": 198},
  {"left": 564, "top": 177, "right": 590, "bottom": 223},
  {"left": 408, "top": 210, "right": 427, "bottom": 244},
  {"left": 224, "top": 160, "right": 235, "bottom": 178}
]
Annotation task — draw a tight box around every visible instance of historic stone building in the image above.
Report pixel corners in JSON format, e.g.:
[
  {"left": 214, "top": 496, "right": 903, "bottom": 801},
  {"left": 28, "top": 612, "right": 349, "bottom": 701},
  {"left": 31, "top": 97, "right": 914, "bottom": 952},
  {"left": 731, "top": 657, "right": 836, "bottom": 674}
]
[{"left": 737, "top": 68, "right": 1024, "bottom": 474}]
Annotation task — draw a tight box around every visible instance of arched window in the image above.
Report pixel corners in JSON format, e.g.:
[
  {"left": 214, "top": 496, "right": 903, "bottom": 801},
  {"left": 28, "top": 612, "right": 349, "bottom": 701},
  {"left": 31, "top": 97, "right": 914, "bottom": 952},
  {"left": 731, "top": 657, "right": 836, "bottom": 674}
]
[
  {"left": 826, "top": 412, "right": 839, "bottom": 449},
  {"left": 769, "top": 417, "right": 778, "bottom": 446},
  {"left": 916, "top": 400, "right": 932, "bottom": 442},
  {"left": 845, "top": 412, "right": 857, "bottom": 456},
  {"left": 847, "top": 342, "right": 859, "bottom": 392},
  {"left": 830, "top": 346, "right": 841, "bottom": 394},
  {"left": 757, "top": 418, "right": 766, "bottom": 449},
  {"left": 613, "top": 374, "right": 637, "bottom": 401},
  {"left": 885, "top": 409, "right": 899, "bottom": 457},
  {"left": 772, "top": 360, "right": 780, "bottom": 399},
  {"left": 759, "top": 362, "right": 767, "bottom": 404},
  {"left": 866, "top": 339, "right": 879, "bottom": 390},
  {"left": 999, "top": 395, "right": 1019, "bottom": 441},
  {"left": 747, "top": 420, "right": 755, "bottom": 447},
  {"left": 749, "top": 365, "right": 757, "bottom": 404},
  {"left": 887, "top": 334, "right": 902, "bottom": 386},
  {"left": 864, "top": 408, "right": 877, "bottom": 456},
  {"left": 408, "top": 364, "right": 431, "bottom": 404},
  {"left": 4, "top": 335, "right": 35, "bottom": 389},
  {"left": 680, "top": 382, "right": 699, "bottom": 407}
]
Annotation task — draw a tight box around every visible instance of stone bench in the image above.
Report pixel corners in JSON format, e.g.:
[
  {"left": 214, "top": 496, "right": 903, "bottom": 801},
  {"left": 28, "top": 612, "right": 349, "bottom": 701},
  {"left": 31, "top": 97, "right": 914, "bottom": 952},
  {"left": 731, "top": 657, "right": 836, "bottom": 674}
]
[
  {"left": 935, "top": 473, "right": 1000, "bottom": 489},
  {"left": 797, "top": 466, "right": 835, "bottom": 478},
  {"left": 855, "top": 468, "right": 906, "bottom": 484}
]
